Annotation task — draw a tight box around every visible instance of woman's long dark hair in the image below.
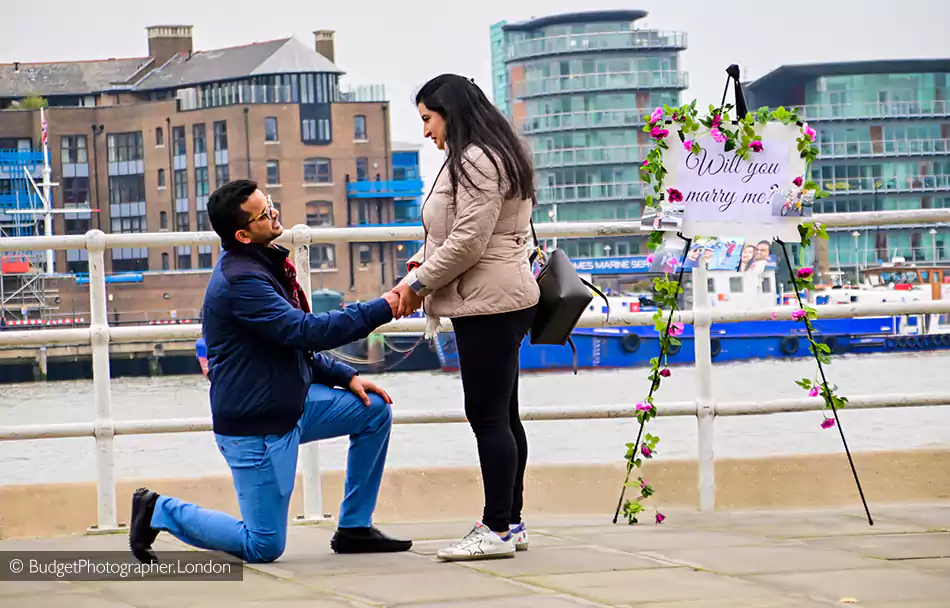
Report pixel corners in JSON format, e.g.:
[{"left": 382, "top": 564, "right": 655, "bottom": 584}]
[{"left": 415, "top": 74, "right": 534, "bottom": 201}]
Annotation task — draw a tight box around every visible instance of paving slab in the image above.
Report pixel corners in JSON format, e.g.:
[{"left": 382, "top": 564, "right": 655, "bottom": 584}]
[
  {"left": 520, "top": 568, "right": 786, "bottom": 604},
  {"left": 748, "top": 567, "right": 950, "bottom": 604},
  {"left": 564, "top": 528, "right": 782, "bottom": 552},
  {"left": 460, "top": 545, "right": 672, "bottom": 577},
  {"left": 804, "top": 532, "right": 950, "bottom": 560},
  {"left": 640, "top": 544, "right": 883, "bottom": 575},
  {"left": 399, "top": 596, "right": 605, "bottom": 608},
  {"left": 900, "top": 556, "right": 950, "bottom": 574}
]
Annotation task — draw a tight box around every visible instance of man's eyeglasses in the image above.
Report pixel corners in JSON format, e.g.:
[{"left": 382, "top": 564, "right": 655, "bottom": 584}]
[{"left": 244, "top": 195, "right": 278, "bottom": 228}]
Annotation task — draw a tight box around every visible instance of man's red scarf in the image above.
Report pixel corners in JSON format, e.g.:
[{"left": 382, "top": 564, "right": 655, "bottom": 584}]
[{"left": 281, "top": 258, "right": 311, "bottom": 313}]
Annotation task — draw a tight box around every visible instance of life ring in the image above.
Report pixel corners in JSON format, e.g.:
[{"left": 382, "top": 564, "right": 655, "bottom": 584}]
[
  {"left": 896, "top": 336, "right": 908, "bottom": 348},
  {"left": 885, "top": 337, "right": 897, "bottom": 349},
  {"left": 907, "top": 336, "right": 921, "bottom": 349},
  {"left": 666, "top": 341, "right": 682, "bottom": 357},
  {"left": 941, "top": 334, "right": 950, "bottom": 347},
  {"left": 620, "top": 334, "right": 641, "bottom": 354},
  {"left": 780, "top": 337, "right": 799, "bottom": 355},
  {"left": 821, "top": 336, "right": 840, "bottom": 354},
  {"left": 710, "top": 337, "right": 722, "bottom": 358}
]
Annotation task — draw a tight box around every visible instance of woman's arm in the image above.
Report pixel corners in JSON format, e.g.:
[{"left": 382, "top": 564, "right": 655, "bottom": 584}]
[{"left": 413, "top": 148, "right": 504, "bottom": 292}]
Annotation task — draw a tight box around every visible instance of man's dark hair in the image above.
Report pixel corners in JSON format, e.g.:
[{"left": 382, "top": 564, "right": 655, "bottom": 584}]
[{"left": 208, "top": 179, "right": 257, "bottom": 249}]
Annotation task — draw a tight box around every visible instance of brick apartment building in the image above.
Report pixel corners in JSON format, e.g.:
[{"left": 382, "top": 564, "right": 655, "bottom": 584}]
[{"left": 0, "top": 25, "right": 421, "bottom": 323}]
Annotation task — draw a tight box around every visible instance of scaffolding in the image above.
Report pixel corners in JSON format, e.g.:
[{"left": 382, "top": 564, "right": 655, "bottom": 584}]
[{"left": 0, "top": 147, "right": 55, "bottom": 321}]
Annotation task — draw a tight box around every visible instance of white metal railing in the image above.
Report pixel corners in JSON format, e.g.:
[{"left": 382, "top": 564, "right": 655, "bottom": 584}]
[
  {"left": 513, "top": 70, "right": 689, "bottom": 98},
  {"left": 797, "top": 100, "right": 950, "bottom": 122},
  {"left": 3, "top": 212, "right": 950, "bottom": 532},
  {"left": 817, "top": 138, "right": 950, "bottom": 159},
  {"left": 507, "top": 30, "right": 687, "bottom": 60}
]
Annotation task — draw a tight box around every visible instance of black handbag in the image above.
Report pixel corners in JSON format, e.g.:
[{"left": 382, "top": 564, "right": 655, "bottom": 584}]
[{"left": 527, "top": 211, "right": 610, "bottom": 374}]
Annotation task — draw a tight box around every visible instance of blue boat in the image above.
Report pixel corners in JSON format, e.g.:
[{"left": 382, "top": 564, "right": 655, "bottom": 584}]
[{"left": 433, "top": 262, "right": 950, "bottom": 373}]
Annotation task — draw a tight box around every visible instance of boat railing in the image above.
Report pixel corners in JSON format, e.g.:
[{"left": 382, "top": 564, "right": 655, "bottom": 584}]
[{"left": 3, "top": 210, "right": 950, "bottom": 533}]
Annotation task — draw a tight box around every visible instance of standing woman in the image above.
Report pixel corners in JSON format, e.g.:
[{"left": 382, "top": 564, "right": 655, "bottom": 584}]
[{"left": 392, "top": 74, "right": 540, "bottom": 561}]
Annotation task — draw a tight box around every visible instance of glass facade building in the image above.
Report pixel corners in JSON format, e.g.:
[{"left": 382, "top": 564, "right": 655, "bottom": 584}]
[
  {"left": 490, "top": 11, "right": 688, "bottom": 258},
  {"left": 747, "top": 61, "right": 950, "bottom": 276}
]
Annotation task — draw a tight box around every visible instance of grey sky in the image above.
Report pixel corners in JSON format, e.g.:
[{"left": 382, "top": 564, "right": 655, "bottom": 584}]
[{"left": 2, "top": 0, "right": 948, "bottom": 191}]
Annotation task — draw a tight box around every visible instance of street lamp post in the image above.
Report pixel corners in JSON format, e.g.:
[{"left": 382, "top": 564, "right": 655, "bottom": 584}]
[
  {"left": 852, "top": 231, "right": 860, "bottom": 285},
  {"left": 930, "top": 228, "right": 938, "bottom": 262}
]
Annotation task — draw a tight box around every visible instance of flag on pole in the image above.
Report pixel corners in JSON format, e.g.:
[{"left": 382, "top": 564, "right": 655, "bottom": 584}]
[{"left": 41, "top": 109, "right": 48, "bottom": 147}]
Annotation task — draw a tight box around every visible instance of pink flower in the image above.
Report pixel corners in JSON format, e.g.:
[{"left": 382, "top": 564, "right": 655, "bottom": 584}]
[
  {"left": 655, "top": 512, "right": 666, "bottom": 524},
  {"left": 642, "top": 159, "right": 649, "bottom": 167},
  {"left": 641, "top": 445, "right": 653, "bottom": 458},
  {"left": 667, "top": 188, "right": 684, "bottom": 203},
  {"left": 809, "top": 386, "right": 820, "bottom": 397},
  {"left": 636, "top": 402, "right": 652, "bottom": 412},
  {"left": 650, "top": 107, "right": 664, "bottom": 124},
  {"left": 712, "top": 114, "right": 722, "bottom": 128},
  {"left": 793, "top": 176, "right": 803, "bottom": 187},
  {"left": 670, "top": 323, "right": 684, "bottom": 337},
  {"left": 791, "top": 309, "right": 807, "bottom": 322},
  {"left": 711, "top": 127, "right": 727, "bottom": 143},
  {"left": 749, "top": 140, "right": 764, "bottom": 152},
  {"left": 651, "top": 127, "right": 670, "bottom": 140},
  {"left": 683, "top": 139, "right": 694, "bottom": 152},
  {"left": 646, "top": 254, "right": 654, "bottom": 264},
  {"left": 821, "top": 417, "right": 836, "bottom": 429},
  {"left": 803, "top": 123, "right": 816, "bottom": 142},
  {"left": 797, "top": 267, "right": 813, "bottom": 279},
  {"left": 659, "top": 369, "right": 671, "bottom": 378},
  {"left": 771, "top": 312, "right": 778, "bottom": 320}
]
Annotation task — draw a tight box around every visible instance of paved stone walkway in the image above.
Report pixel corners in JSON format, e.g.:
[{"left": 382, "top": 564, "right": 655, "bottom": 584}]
[{"left": 1, "top": 501, "right": 949, "bottom": 607}]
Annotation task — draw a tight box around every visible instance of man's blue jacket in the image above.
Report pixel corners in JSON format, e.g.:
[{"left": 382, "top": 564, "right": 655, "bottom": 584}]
[{"left": 201, "top": 243, "right": 393, "bottom": 436}]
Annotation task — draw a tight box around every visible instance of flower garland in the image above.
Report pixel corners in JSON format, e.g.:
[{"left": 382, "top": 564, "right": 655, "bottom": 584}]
[{"left": 620, "top": 101, "right": 842, "bottom": 524}]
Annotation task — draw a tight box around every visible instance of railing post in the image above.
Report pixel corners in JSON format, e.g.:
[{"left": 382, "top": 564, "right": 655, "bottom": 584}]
[
  {"left": 291, "top": 224, "right": 330, "bottom": 523},
  {"left": 85, "top": 230, "right": 121, "bottom": 533},
  {"left": 692, "top": 260, "right": 716, "bottom": 513}
]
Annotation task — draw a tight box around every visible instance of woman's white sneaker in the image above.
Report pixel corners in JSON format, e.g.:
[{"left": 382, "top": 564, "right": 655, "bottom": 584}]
[
  {"left": 509, "top": 522, "right": 529, "bottom": 551},
  {"left": 436, "top": 523, "right": 516, "bottom": 562}
]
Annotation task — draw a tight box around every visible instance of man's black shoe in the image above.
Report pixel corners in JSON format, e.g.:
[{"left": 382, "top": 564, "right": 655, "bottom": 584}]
[
  {"left": 130, "top": 487, "right": 160, "bottom": 564},
  {"left": 330, "top": 526, "right": 412, "bottom": 554}
]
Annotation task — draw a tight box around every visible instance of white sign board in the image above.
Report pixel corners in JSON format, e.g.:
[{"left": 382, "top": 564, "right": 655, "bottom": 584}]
[{"left": 661, "top": 121, "right": 809, "bottom": 242}]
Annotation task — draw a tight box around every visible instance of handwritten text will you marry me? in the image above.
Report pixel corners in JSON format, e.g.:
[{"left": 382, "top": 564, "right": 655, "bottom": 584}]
[{"left": 681, "top": 147, "right": 785, "bottom": 212}]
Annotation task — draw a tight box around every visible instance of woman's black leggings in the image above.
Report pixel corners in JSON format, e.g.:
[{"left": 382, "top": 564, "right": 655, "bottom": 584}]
[{"left": 452, "top": 305, "right": 537, "bottom": 533}]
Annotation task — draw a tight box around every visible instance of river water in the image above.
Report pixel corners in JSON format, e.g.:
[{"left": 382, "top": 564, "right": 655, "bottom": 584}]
[{"left": 2, "top": 351, "right": 949, "bottom": 486}]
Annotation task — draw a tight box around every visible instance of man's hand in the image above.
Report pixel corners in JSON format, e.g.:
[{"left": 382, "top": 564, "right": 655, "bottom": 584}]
[
  {"left": 383, "top": 291, "right": 401, "bottom": 318},
  {"left": 392, "top": 282, "right": 423, "bottom": 318},
  {"left": 347, "top": 375, "right": 393, "bottom": 406}
]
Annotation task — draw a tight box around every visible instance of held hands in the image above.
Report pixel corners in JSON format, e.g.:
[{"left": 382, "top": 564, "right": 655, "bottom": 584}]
[
  {"left": 347, "top": 375, "right": 393, "bottom": 406},
  {"left": 382, "top": 283, "right": 423, "bottom": 319}
]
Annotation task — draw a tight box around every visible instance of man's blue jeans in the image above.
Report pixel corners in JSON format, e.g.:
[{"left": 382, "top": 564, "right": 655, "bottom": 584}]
[{"left": 149, "top": 383, "right": 392, "bottom": 563}]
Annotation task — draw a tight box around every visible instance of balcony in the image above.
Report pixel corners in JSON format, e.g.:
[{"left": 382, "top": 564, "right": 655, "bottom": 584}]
[
  {"left": 818, "top": 174, "right": 950, "bottom": 195},
  {"left": 346, "top": 178, "right": 424, "bottom": 199},
  {"left": 512, "top": 70, "right": 688, "bottom": 99},
  {"left": 507, "top": 30, "right": 687, "bottom": 61},
  {"left": 521, "top": 108, "right": 650, "bottom": 135},
  {"left": 533, "top": 144, "right": 649, "bottom": 169},
  {"left": 796, "top": 100, "right": 950, "bottom": 122},
  {"left": 817, "top": 138, "right": 950, "bottom": 160},
  {"left": 337, "top": 84, "right": 387, "bottom": 103},
  {"left": 536, "top": 180, "right": 643, "bottom": 204}
]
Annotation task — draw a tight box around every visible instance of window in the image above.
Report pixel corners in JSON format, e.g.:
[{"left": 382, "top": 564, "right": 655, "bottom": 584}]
[
  {"left": 155, "top": 127, "right": 164, "bottom": 147},
  {"left": 61, "top": 135, "right": 88, "bottom": 164},
  {"left": 111, "top": 247, "right": 148, "bottom": 272},
  {"left": 198, "top": 245, "right": 213, "bottom": 269},
  {"left": 358, "top": 245, "right": 372, "bottom": 268},
  {"left": 197, "top": 210, "right": 210, "bottom": 231},
  {"left": 171, "top": 126, "right": 186, "bottom": 156},
  {"left": 174, "top": 169, "right": 188, "bottom": 201},
  {"left": 61, "top": 177, "right": 89, "bottom": 204},
  {"left": 267, "top": 160, "right": 280, "bottom": 185},
  {"left": 265, "top": 117, "right": 279, "bottom": 142},
  {"left": 162, "top": 253, "right": 170, "bottom": 270},
  {"left": 356, "top": 157, "right": 368, "bottom": 181},
  {"left": 157, "top": 168, "right": 166, "bottom": 188},
  {"left": 729, "top": 277, "right": 744, "bottom": 293},
  {"left": 193, "top": 124, "right": 207, "bottom": 154},
  {"left": 302, "top": 119, "right": 317, "bottom": 141},
  {"left": 63, "top": 202, "right": 91, "bottom": 236},
  {"left": 354, "top": 115, "right": 367, "bottom": 140},
  {"left": 215, "top": 165, "right": 230, "bottom": 188},
  {"left": 306, "top": 201, "right": 333, "bottom": 227},
  {"left": 177, "top": 246, "right": 192, "bottom": 269},
  {"left": 304, "top": 158, "right": 332, "bottom": 183},
  {"left": 107, "top": 132, "right": 143, "bottom": 163},
  {"left": 195, "top": 167, "right": 209, "bottom": 198},
  {"left": 176, "top": 211, "right": 190, "bottom": 232},
  {"left": 213, "top": 121, "right": 228, "bottom": 151},
  {"left": 310, "top": 244, "right": 336, "bottom": 269}
]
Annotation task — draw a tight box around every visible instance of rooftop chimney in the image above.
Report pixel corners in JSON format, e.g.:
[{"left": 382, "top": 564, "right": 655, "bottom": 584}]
[
  {"left": 146, "top": 25, "right": 194, "bottom": 66},
  {"left": 314, "top": 30, "right": 335, "bottom": 63}
]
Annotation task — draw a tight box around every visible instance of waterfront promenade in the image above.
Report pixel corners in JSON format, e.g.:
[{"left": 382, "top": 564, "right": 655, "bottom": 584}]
[{"left": 1, "top": 501, "right": 948, "bottom": 607}]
